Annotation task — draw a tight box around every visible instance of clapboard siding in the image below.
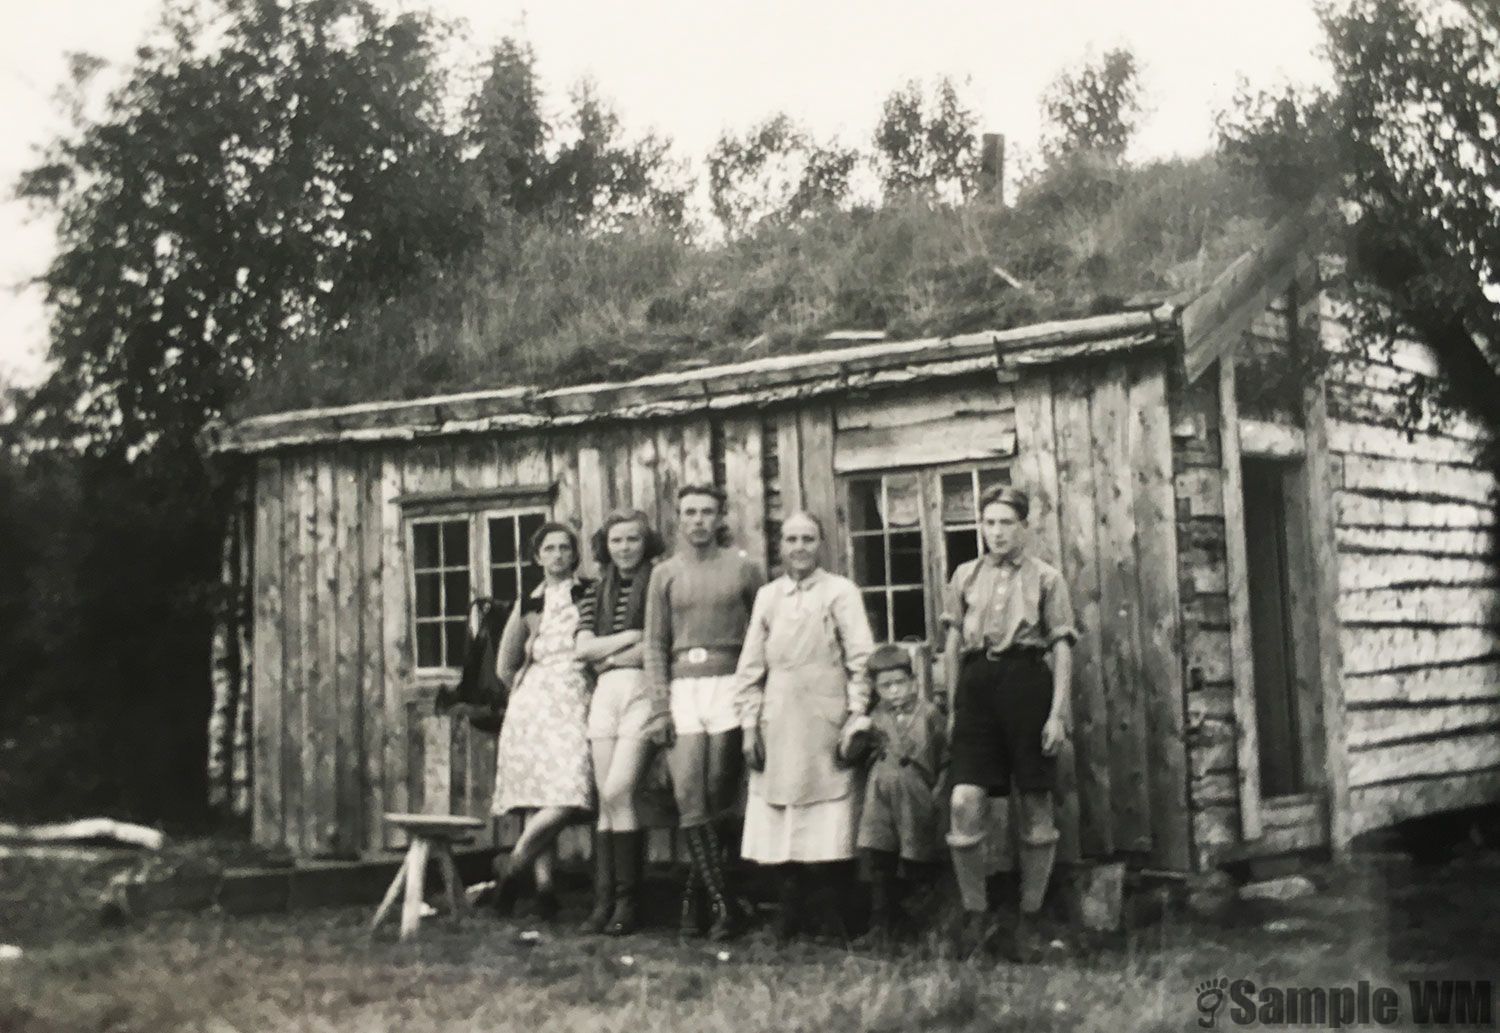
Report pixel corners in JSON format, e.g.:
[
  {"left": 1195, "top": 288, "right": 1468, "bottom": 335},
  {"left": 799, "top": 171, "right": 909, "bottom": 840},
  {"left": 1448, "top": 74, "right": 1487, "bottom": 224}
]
[{"left": 1325, "top": 331, "right": 1500, "bottom": 836}]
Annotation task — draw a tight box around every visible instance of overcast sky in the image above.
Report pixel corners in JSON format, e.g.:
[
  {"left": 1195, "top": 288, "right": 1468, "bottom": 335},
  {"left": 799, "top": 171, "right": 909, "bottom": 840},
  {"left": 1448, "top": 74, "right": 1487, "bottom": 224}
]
[{"left": 0, "top": 0, "right": 1331, "bottom": 388}]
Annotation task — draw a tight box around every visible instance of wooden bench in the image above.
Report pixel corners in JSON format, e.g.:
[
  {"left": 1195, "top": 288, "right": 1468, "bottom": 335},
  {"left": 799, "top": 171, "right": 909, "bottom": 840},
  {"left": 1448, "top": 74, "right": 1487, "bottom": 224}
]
[{"left": 370, "top": 813, "right": 486, "bottom": 941}]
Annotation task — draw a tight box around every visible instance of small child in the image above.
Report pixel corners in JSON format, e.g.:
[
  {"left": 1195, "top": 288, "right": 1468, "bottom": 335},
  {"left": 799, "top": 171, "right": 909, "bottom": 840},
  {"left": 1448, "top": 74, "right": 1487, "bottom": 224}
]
[{"left": 842, "top": 643, "right": 949, "bottom": 947}]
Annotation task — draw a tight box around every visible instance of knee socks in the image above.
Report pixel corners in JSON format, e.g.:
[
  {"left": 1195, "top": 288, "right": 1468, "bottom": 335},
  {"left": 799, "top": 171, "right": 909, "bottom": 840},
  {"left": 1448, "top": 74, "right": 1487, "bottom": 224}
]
[{"left": 946, "top": 828, "right": 989, "bottom": 913}]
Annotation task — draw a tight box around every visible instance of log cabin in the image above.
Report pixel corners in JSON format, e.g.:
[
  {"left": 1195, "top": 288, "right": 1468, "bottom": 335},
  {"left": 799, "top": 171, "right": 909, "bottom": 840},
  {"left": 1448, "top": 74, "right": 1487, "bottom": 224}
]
[{"left": 206, "top": 220, "right": 1499, "bottom": 872}]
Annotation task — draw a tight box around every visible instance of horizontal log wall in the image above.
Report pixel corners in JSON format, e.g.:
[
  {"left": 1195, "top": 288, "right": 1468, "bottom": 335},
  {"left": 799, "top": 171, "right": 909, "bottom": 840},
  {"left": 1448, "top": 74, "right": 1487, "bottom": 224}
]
[{"left": 1321, "top": 317, "right": 1500, "bottom": 836}]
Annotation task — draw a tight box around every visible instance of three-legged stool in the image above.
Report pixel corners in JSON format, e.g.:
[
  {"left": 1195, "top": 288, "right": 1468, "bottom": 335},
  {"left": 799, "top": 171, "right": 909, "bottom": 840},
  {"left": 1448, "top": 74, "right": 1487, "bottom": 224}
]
[{"left": 371, "top": 813, "right": 485, "bottom": 941}]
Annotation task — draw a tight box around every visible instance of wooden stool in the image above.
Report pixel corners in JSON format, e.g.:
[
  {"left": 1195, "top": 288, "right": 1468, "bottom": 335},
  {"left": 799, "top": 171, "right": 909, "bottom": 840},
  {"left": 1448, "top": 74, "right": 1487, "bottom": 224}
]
[{"left": 371, "top": 813, "right": 485, "bottom": 941}]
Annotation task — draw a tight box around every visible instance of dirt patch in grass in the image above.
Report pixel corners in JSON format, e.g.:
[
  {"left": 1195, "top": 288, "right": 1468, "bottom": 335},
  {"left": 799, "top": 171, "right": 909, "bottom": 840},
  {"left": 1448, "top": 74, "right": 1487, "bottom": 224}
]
[{"left": 1, "top": 846, "right": 1496, "bottom": 1032}]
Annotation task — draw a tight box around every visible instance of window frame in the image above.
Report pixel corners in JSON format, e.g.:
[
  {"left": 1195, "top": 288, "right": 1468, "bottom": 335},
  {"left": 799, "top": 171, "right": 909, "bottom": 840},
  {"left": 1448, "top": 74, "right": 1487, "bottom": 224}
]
[
  {"left": 841, "top": 460, "right": 1011, "bottom": 645},
  {"left": 407, "top": 514, "right": 476, "bottom": 674},
  {"left": 403, "top": 496, "right": 552, "bottom": 678}
]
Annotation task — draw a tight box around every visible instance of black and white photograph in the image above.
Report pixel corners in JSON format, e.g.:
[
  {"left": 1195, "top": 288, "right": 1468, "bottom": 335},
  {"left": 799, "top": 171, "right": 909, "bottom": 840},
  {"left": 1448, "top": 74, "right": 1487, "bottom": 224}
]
[{"left": 1, "top": 1, "right": 1497, "bottom": 1029}]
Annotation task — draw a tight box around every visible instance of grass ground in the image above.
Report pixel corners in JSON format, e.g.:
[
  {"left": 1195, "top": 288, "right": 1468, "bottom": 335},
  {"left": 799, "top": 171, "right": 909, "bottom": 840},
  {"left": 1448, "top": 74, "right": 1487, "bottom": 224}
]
[{"left": 1, "top": 844, "right": 1496, "bottom": 1033}]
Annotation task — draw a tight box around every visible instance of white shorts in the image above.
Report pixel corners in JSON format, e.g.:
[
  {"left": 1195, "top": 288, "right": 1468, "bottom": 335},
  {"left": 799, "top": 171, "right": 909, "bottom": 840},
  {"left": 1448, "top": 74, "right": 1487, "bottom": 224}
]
[
  {"left": 669, "top": 675, "right": 740, "bottom": 736},
  {"left": 588, "top": 668, "right": 651, "bottom": 742}
]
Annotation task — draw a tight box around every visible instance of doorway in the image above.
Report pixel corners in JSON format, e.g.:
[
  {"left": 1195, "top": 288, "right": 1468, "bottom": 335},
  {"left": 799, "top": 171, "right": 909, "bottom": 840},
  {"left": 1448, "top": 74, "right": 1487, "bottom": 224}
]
[{"left": 1241, "top": 456, "right": 1322, "bottom": 800}]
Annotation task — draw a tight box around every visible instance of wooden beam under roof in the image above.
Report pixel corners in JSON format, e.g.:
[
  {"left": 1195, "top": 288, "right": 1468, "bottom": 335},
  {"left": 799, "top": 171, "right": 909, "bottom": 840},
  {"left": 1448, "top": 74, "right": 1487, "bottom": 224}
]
[{"left": 1181, "top": 212, "right": 1315, "bottom": 385}]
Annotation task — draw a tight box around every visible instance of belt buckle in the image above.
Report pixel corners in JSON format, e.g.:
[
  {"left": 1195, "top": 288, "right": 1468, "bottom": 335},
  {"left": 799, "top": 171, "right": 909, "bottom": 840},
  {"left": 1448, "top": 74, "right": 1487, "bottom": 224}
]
[{"left": 686, "top": 646, "right": 708, "bottom": 664}]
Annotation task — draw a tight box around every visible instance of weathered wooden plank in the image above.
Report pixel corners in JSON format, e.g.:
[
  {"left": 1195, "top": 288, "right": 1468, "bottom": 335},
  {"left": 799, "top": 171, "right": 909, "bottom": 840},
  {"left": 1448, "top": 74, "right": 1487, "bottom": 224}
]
[
  {"left": 1304, "top": 370, "right": 1351, "bottom": 856},
  {"left": 656, "top": 421, "right": 686, "bottom": 547},
  {"left": 379, "top": 455, "right": 410, "bottom": 847},
  {"left": 359, "top": 448, "right": 386, "bottom": 854},
  {"left": 1336, "top": 526, "right": 1496, "bottom": 558},
  {"left": 1340, "top": 625, "right": 1499, "bottom": 677},
  {"left": 1348, "top": 768, "right": 1500, "bottom": 836},
  {"left": 1340, "top": 454, "right": 1496, "bottom": 507},
  {"left": 403, "top": 445, "right": 454, "bottom": 816},
  {"left": 1219, "top": 358, "right": 1263, "bottom": 841},
  {"left": 576, "top": 438, "right": 607, "bottom": 576},
  {"left": 1338, "top": 586, "right": 1499, "bottom": 626},
  {"left": 550, "top": 432, "right": 583, "bottom": 541},
  {"left": 1344, "top": 661, "right": 1500, "bottom": 706},
  {"left": 1239, "top": 420, "right": 1305, "bottom": 459},
  {"left": 1012, "top": 371, "right": 1078, "bottom": 862},
  {"left": 1181, "top": 212, "right": 1311, "bottom": 383},
  {"left": 1129, "top": 359, "right": 1191, "bottom": 871},
  {"left": 1348, "top": 730, "right": 1500, "bottom": 787},
  {"left": 722, "top": 415, "right": 767, "bottom": 573},
  {"left": 1339, "top": 553, "right": 1497, "bottom": 592},
  {"left": 1092, "top": 360, "right": 1151, "bottom": 853},
  {"left": 333, "top": 449, "right": 364, "bottom": 856},
  {"left": 833, "top": 414, "right": 1018, "bottom": 473},
  {"left": 835, "top": 382, "right": 1014, "bottom": 432},
  {"left": 1349, "top": 701, "right": 1500, "bottom": 750},
  {"left": 1328, "top": 421, "right": 1490, "bottom": 465},
  {"left": 1328, "top": 384, "right": 1492, "bottom": 443},
  {"left": 282, "top": 455, "right": 313, "bottom": 854},
  {"left": 799, "top": 404, "right": 840, "bottom": 575},
  {"left": 308, "top": 457, "right": 339, "bottom": 855},
  {"left": 1174, "top": 467, "right": 1225, "bottom": 518},
  {"left": 251, "top": 459, "right": 285, "bottom": 850},
  {"left": 776, "top": 412, "right": 803, "bottom": 517},
  {"left": 1051, "top": 372, "right": 1112, "bottom": 857},
  {"left": 681, "top": 418, "right": 715, "bottom": 486},
  {"left": 1281, "top": 461, "right": 1329, "bottom": 797},
  {"left": 1192, "top": 806, "right": 1239, "bottom": 869},
  {"left": 630, "top": 427, "right": 661, "bottom": 540}
]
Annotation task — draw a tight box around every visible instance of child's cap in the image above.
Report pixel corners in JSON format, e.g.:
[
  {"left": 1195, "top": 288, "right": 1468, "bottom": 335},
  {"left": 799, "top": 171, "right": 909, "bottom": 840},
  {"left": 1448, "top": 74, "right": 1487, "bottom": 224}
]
[{"left": 868, "top": 643, "right": 914, "bottom": 680}]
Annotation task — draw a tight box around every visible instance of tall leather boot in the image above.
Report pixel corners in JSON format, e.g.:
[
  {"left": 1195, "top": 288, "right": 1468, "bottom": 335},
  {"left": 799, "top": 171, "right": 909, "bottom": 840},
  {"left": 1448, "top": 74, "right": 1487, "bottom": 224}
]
[
  {"left": 686, "top": 824, "right": 739, "bottom": 942},
  {"left": 578, "top": 829, "right": 615, "bottom": 934},
  {"left": 773, "top": 864, "right": 802, "bottom": 945},
  {"left": 678, "top": 855, "right": 706, "bottom": 939},
  {"left": 605, "top": 830, "right": 643, "bottom": 936}
]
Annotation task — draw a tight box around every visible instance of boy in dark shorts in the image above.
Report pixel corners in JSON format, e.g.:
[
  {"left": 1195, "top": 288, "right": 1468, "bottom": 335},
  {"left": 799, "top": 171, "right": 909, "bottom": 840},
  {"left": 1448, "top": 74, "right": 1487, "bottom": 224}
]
[
  {"left": 941, "top": 486, "right": 1076, "bottom": 961},
  {"left": 845, "top": 643, "right": 949, "bottom": 948}
]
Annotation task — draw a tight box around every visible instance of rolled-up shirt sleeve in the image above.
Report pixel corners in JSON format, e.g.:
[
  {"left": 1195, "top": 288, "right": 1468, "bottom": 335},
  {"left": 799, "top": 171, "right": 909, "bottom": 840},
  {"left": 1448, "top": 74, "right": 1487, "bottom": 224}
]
[
  {"left": 831, "top": 578, "right": 875, "bottom": 715},
  {"left": 733, "top": 587, "right": 773, "bottom": 730},
  {"left": 1040, "top": 565, "right": 1078, "bottom": 648}
]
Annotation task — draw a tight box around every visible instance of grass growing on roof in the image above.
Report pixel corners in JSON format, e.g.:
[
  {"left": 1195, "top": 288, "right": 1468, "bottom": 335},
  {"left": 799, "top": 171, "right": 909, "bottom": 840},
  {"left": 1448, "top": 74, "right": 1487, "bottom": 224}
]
[{"left": 239, "top": 155, "right": 1266, "bottom": 417}]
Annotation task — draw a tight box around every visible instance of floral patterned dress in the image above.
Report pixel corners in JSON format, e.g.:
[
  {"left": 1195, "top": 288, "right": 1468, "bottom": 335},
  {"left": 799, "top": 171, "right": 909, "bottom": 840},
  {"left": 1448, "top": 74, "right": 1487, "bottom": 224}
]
[{"left": 492, "top": 581, "right": 594, "bottom": 814}]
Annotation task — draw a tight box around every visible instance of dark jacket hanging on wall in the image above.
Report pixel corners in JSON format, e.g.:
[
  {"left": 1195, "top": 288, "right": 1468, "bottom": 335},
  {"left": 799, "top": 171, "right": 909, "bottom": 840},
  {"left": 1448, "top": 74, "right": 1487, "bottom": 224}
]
[{"left": 435, "top": 598, "right": 511, "bottom": 733}]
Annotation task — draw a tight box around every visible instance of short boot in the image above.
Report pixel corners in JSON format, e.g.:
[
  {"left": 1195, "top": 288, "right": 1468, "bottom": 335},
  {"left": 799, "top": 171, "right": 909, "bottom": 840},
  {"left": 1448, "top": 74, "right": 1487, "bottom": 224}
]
[
  {"left": 578, "top": 830, "right": 615, "bottom": 934},
  {"left": 605, "top": 830, "right": 644, "bottom": 936}
]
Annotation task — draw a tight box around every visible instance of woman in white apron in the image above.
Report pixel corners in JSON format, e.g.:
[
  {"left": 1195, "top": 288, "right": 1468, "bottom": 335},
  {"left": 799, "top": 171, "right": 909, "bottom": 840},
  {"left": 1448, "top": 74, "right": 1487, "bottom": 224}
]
[{"left": 734, "top": 510, "right": 875, "bottom": 941}]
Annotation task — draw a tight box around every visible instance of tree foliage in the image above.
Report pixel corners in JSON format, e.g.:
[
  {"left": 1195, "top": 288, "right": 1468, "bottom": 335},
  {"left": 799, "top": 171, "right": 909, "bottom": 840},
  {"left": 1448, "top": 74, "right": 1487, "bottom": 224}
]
[
  {"left": 16, "top": 0, "right": 481, "bottom": 453},
  {"left": 872, "top": 77, "right": 979, "bottom": 201},
  {"left": 1041, "top": 48, "right": 1143, "bottom": 161},
  {"left": 1218, "top": 0, "right": 1500, "bottom": 433},
  {"left": 706, "top": 114, "right": 859, "bottom": 236}
]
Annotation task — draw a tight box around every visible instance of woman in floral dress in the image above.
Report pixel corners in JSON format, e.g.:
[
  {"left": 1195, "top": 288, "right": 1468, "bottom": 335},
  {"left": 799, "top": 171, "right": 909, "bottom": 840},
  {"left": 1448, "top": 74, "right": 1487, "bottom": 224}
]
[{"left": 490, "top": 522, "right": 595, "bottom": 919}]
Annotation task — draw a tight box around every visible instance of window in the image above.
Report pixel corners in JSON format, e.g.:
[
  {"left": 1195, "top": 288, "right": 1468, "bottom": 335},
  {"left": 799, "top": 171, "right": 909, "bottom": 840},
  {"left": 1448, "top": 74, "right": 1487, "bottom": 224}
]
[
  {"left": 488, "top": 512, "right": 546, "bottom": 610},
  {"left": 939, "top": 467, "right": 1011, "bottom": 577},
  {"left": 411, "top": 518, "right": 472, "bottom": 670},
  {"left": 407, "top": 505, "right": 550, "bottom": 672},
  {"left": 844, "top": 463, "right": 1010, "bottom": 642}
]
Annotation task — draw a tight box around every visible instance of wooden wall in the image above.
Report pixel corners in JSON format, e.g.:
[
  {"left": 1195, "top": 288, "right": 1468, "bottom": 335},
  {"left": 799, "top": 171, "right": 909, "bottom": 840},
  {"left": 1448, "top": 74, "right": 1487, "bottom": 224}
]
[
  {"left": 1011, "top": 356, "right": 1191, "bottom": 871},
  {"left": 1172, "top": 283, "right": 1500, "bottom": 868},
  {"left": 1320, "top": 314, "right": 1500, "bottom": 837},
  {"left": 247, "top": 364, "right": 1192, "bottom": 867}
]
